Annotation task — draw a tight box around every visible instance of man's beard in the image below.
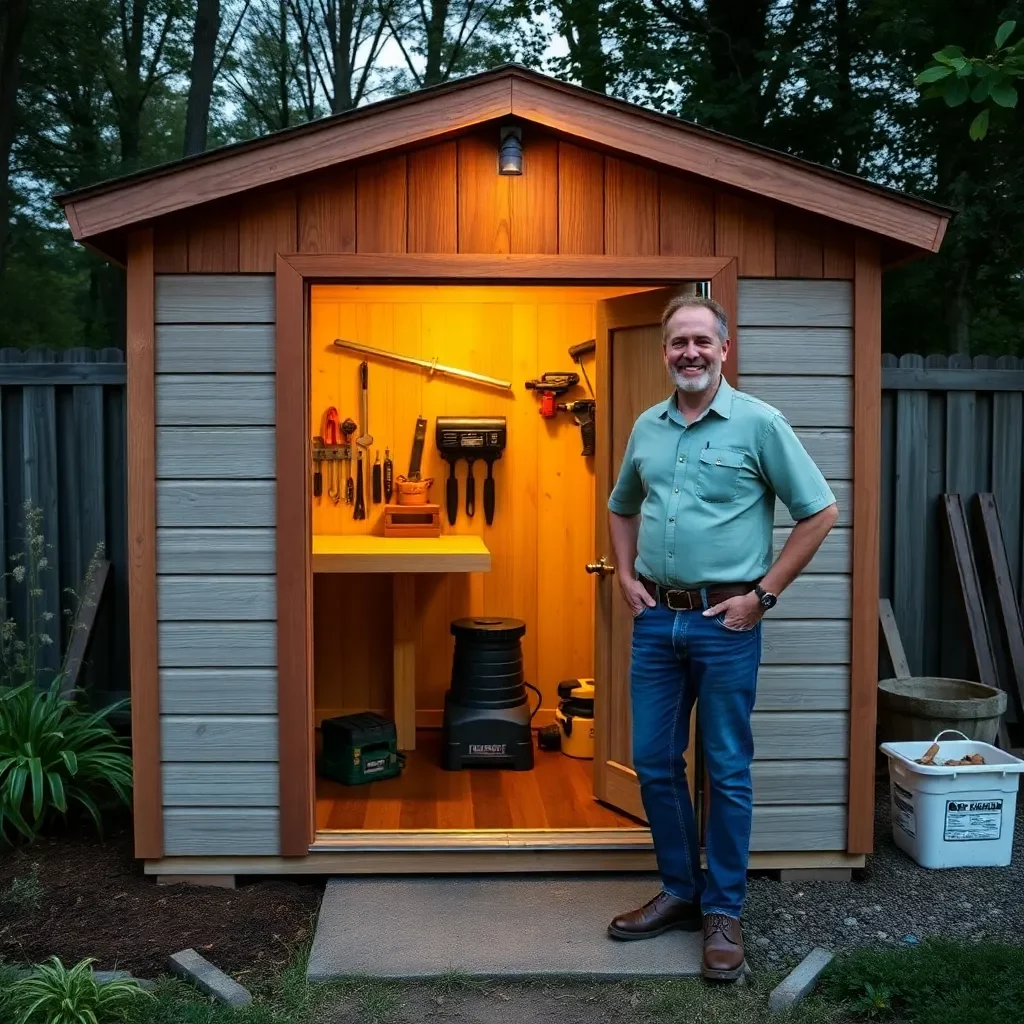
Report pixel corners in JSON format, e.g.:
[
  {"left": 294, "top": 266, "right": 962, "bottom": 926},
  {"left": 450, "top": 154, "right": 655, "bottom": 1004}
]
[{"left": 670, "top": 362, "right": 718, "bottom": 393}]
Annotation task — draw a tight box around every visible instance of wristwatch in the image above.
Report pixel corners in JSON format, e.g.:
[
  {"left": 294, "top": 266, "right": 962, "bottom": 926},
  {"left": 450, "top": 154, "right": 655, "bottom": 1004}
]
[{"left": 754, "top": 583, "right": 777, "bottom": 610}]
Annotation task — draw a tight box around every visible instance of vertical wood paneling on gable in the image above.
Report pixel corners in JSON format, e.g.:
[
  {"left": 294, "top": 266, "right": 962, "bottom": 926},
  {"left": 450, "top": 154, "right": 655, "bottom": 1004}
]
[
  {"left": 154, "top": 223, "right": 188, "bottom": 273},
  {"left": 187, "top": 204, "right": 239, "bottom": 272},
  {"left": 659, "top": 174, "right": 714, "bottom": 256},
  {"left": 356, "top": 155, "right": 408, "bottom": 253},
  {"left": 297, "top": 170, "right": 356, "bottom": 253},
  {"left": 239, "top": 190, "right": 297, "bottom": 271},
  {"left": 775, "top": 212, "right": 824, "bottom": 278},
  {"left": 457, "top": 131, "right": 510, "bottom": 253},
  {"left": 557, "top": 142, "right": 603, "bottom": 254},
  {"left": 510, "top": 132, "right": 558, "bottom": 254},
  {"left": 407, "top": 142, "right": 458, "bottom": 253},
  {"left": 604, "top": 157, "right": 658, "bottom": 255},
  {"left": 715, "top": 190, "right": 775, "bottom": 276},
  {"left": 823, "top": 227, "right": 856, "bottom": 279}
]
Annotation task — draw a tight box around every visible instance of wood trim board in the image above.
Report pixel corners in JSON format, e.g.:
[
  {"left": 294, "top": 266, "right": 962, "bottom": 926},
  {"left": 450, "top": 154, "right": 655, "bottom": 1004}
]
[{"left": 126, "top": 228, "right": 162, "bottom": 859}]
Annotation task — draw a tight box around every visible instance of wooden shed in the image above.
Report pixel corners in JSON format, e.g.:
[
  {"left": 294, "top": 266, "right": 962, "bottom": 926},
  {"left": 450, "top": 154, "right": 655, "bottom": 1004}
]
[{"left": 58, "top": 66, "right": 950, "bottom": 884}]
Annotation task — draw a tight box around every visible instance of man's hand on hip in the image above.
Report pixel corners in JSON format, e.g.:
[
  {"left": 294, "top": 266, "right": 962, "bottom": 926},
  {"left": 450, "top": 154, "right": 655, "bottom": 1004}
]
[
  {"left": 703, "top": 591, "right": 763, "bottom": 631},
  {"left": 620, "top": 576, "right": 656, "bottom": 617}
]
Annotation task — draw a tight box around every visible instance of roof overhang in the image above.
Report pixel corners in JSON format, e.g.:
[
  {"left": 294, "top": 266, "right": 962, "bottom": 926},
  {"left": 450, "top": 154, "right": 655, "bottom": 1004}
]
[{"left": 57, "top": 65, "right": 951, "bottom": 263}]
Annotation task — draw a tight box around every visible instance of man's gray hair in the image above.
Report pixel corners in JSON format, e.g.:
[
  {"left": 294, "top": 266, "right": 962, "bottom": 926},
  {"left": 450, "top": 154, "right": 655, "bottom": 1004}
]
[{"left": 661, "top": 294, "right": 729, "bottom": 343}]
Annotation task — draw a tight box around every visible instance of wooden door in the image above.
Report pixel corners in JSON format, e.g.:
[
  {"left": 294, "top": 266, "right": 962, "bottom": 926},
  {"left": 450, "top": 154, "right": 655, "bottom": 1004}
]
[{"left": 591, "top": 284, "right": 697, "bottom": 822}]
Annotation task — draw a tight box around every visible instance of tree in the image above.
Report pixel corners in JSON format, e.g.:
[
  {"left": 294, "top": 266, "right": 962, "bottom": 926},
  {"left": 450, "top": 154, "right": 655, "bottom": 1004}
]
[
  {"left": 183, "top": 0, "right": 222, "bottom": 154},
  {"left": 0, "top": 0, "right": 30, "bottom": 275}
]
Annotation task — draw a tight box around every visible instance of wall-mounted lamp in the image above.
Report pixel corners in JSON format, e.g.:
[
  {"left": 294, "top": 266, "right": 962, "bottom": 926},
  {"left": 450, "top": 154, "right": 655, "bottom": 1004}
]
[{"left": 498, "top": 126, "right": 523, "bottom": 175}]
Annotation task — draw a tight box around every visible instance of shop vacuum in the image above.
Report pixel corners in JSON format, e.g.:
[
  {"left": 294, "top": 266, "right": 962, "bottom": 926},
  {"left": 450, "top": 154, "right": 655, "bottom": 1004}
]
[
  {"left": 538, "top": 679, "right": 596, "bottom": 759},
  {"left": 441, "top": 617, "right": 541, "bottom": 770}
]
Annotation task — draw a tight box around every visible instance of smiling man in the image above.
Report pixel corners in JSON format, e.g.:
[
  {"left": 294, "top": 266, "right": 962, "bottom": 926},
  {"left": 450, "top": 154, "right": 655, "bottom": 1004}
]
[{"left": 604, "top": 294, "right": 838, "bottom": 981}]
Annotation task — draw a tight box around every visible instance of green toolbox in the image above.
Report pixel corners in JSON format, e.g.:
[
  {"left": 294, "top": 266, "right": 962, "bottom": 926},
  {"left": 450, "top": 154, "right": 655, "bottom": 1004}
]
[{"left": 318, "top": 712, "right": 405, "bottom": 785}]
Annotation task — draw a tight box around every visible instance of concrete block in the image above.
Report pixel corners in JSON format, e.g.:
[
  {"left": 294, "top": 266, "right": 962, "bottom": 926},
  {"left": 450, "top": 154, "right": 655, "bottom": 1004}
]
[
  {"left": 768, "top": 947, "right": 833, "bottom": 1014},
  {"left": 168, "top": 949, "right": 252, "bottom": 1007}
]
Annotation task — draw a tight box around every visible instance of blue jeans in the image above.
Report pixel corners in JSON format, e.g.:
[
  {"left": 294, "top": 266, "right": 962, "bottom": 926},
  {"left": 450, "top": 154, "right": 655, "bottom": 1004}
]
[{"left": 629, "top": 596, "right": 762, "bottom": 918}]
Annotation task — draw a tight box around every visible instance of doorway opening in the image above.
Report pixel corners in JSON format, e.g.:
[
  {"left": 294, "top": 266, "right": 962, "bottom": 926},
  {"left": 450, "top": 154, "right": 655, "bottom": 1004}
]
[{"left": 305, "top": 281, "right": 703, "bottom": 843}]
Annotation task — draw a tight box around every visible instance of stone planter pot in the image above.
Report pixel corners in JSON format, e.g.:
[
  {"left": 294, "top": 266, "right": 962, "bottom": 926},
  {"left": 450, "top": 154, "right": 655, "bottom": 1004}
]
[{"left": 877, "top": 676, "right": 1007, "bottom": 747}]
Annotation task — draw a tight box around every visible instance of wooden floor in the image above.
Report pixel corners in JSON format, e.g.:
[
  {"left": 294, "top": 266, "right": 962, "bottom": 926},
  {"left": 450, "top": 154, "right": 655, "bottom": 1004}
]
[{"left": 316, "top": 730, "right": 643, "bottom": 831}]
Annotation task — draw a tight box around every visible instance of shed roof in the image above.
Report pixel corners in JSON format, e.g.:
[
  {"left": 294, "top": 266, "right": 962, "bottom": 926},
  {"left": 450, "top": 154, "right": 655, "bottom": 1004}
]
[{"left": 58, "top": 64, "right": 951, "bottom": 262}]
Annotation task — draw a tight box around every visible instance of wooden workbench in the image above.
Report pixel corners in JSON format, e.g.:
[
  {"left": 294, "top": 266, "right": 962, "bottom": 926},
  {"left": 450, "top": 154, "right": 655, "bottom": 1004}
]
[{"left": 312, "top": 535, "right": 492, "bottom": 749}]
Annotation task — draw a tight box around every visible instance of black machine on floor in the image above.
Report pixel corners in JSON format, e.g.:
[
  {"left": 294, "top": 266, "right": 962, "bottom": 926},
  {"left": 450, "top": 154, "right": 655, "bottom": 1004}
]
[
  {"left": 435, "top": 416, "right": 507, "bottom": 526},
  {"left": 318, "top": 711, "right": 405, "bottom": 785},
  {"left": 441, "top": 617, "right": 540, "bottom": 771}
]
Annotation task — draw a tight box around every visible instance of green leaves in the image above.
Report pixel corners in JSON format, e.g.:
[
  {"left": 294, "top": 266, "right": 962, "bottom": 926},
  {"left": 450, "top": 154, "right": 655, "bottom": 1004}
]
[
  {"left": 970, "top": 108, "right": 990, "bottom": 141},
  {"left": 916, "top": 65, "right": 954, "bottom": 84},
  {"left": 991, "top": 81, "right": 1019, "bottom": 107},
  {"left": 995, "top": 21, "right": 1016, "bottom": 49},
  {"left": 10, "top": 956, "right": 151, "bottom": 1024}
]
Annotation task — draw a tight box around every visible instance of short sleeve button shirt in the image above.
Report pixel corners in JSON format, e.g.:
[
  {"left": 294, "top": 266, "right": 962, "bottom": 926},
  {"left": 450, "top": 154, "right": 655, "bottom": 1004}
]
[{"left": 607, "top": 377, "right": 836, "bottom": 588}]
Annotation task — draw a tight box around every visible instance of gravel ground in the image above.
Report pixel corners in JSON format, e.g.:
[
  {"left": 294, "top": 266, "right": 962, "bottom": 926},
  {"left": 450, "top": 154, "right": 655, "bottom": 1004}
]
[{"left": 740, "top": 776, "right": 1024, "bottom": 970}]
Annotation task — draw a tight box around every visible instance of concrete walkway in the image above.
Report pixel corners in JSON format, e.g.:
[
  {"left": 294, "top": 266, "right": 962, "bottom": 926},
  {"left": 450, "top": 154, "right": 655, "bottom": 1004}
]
[{"left": 307, "top": 875, "right": 703, "bottom": 980}]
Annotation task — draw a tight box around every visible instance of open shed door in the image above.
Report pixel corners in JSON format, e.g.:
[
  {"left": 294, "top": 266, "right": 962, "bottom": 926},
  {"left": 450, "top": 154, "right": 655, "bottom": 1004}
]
[{"left": 591, "top": 284, "right": 698, "bottom": 823}]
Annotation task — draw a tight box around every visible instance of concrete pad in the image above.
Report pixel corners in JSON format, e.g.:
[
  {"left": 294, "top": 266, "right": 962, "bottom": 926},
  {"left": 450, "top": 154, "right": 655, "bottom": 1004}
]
[{"left": 307, "top": 875, "right": 703, "bottom": 981}]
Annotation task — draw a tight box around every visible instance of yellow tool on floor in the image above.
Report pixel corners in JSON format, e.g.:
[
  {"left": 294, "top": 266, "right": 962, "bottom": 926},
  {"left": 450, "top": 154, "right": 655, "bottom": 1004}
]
[{"left": 551, "top": 678, "right": 595, "bottom": 759}]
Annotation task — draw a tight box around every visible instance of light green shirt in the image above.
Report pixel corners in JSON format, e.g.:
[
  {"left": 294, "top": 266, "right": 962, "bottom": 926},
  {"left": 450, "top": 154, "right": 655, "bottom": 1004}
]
[{"left": 607, "top": 377, "right": 836, "bottom": 587}]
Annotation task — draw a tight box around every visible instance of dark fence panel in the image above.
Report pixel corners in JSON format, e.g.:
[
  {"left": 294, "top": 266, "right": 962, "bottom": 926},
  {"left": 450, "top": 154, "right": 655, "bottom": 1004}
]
[
  {"left": 880, "top": 353, "right": 1024, "bottom": 679},
  {"left": 0, "top": 347, "right": 127, "bottom": 705}
]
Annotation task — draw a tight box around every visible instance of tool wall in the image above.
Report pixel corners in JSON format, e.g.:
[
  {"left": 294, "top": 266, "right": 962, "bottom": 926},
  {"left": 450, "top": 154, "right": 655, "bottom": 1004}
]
[{"left": 309, "top": 284, "right": 634, "bottom": 723}]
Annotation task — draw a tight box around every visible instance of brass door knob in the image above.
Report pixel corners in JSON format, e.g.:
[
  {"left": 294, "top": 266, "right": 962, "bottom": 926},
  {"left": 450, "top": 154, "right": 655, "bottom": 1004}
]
[{"left": 585, "top": 557, "right": 615, "bottom": 576}]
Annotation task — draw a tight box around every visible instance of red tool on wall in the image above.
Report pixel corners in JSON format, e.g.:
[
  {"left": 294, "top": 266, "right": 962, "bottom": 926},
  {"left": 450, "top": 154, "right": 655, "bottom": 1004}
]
[
  {"left": 524, "top": 372, "right": 580, "bottom": 418},
  {"left": 323, "top": 407, "right": 342, "bottom": 504}
]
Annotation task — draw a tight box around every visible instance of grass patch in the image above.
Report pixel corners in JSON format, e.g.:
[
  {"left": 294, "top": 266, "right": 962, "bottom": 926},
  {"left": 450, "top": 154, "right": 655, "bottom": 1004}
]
[
  {"left": 2, "top": 867, "right": 44, "bottom": 910},
  {"left": 428, "top": 969, "right": 488, "bottom": 998},
  {"left": 815, "top": 938, "right": 1024, "bottom": 1024}
]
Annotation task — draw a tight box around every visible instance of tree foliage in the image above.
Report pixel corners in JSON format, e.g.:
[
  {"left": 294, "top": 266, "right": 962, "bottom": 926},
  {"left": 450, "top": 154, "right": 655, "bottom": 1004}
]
[{"left": 1, "top": 0, "right": 1023, "bottom": 357}]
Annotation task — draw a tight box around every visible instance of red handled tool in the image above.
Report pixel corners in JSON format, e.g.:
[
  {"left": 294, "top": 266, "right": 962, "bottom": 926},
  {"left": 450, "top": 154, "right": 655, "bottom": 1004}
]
[
  {"left": 524, "top": 372, "right": 580, "bottom": 417},
  {"left": 323, "top": 407, "right": 341, "bottom": 504}
]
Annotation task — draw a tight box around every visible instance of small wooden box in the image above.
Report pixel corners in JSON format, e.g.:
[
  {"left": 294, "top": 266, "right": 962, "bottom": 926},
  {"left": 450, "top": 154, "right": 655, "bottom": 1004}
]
[{"left": 383, "top": 503, "right": 442, "bottom": 538}]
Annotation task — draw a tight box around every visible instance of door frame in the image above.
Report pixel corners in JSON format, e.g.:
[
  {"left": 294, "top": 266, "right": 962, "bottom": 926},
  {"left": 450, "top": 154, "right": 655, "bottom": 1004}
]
[{"left": 275, "top": 254, "right": 739, "bottom": 856}]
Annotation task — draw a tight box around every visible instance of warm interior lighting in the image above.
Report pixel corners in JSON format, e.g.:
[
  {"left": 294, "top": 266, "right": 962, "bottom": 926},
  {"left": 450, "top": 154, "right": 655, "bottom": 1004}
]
[{"left": 498, "top": 126, "right": 523, "bottom": 174}]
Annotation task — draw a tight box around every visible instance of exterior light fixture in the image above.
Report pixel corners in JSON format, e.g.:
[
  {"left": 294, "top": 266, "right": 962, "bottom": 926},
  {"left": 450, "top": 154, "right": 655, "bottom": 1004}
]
[{"left": 498, "top": 126, "right": 523, "bottom": 175}]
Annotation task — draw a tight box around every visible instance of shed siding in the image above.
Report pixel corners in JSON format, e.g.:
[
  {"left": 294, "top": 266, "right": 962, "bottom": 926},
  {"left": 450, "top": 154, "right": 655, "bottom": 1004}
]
[
  {"left": 739, "top": 278, "right": 853, "bottom": 850},
  {"left": 155, "top": 274, "right": 280, "bottom": 855}
]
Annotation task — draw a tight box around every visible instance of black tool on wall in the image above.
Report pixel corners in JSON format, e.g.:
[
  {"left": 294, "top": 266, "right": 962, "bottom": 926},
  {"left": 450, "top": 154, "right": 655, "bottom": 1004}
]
[{"left": 435, "top": 416, "right": 507, "bottom": 526}]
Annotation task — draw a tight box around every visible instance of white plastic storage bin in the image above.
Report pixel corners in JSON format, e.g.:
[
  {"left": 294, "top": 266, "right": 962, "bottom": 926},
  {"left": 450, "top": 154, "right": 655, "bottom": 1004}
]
[{"left": 880, "top": 730, "right": 1024, "bottom": 869}]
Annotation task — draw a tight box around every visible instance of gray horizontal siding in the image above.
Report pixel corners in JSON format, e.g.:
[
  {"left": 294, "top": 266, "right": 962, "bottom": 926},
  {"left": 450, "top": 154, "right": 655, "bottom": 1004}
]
[
  {"left": 750, "top": 805, "right": 847, "bottom": 851},
  {"left": 776, "top": 481, "right": 850, "bottom": 526},
  {"left": 739, "top": 376, "right": 851, "bottom": 427},
  {"left": 739, "top": 328, "right": 852, "bottom": 375},
  {"left": 156, "top": 375, "right": 276, "bottom": 425},
  {"left": 155, "top": 274, "right": 280, "bottom": 860},
  {"left": 163, "top": 808, "right": 280, "bottom": 856},
  {"left": 752, "top": 712, "right": 848, "bottom": 759},
  {"left": 157, "top": 528, "right": 276, "bottom": 573},
  {"left": 156, "top": 324, "right": 275, "bottom": 373},
  {"left": 762, "top": 575, "right": 849, "bottom": 619},
  {"left": 796, "top": 429, "right": 851, "bottom": 479},
  {"left": 156, "top": 275, "right": 276, "bottom": 324},
  {"left": 738, "top": 280, "right": 853, "bottom": 328},
  {"left": 156, "top": 427, "right": 276, "bottom": 478},
  {"left": 760, "top": 620, "right": 850, "bottom": 663},
  {"left": 161, "top": 716, "right": 279, "bottom": 761},
  {"left": 160, "top": 669, "right": 278, "bottom": 715},
  {"left": 157, "top": 481, "right": 276, "bottom": 527},
  {"left": 751, "top": 761, "right": 848, "bottom": 804},
  {"left": 774, "top": 527, "right": 850, "bottom": 572},
  {"left": 158, "top": 575, "right": 277, "bottom": 620},
  {"left": 163, "top": 763, "right": 280, "bottom": 806},
  {"left": 754, "top": 666, "right": 849, "bottom": 711}
]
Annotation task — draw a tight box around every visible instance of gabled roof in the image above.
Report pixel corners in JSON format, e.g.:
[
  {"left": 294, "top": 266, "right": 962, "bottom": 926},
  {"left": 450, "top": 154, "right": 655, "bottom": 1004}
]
[{"left": 57, "top": 64, "right": 950, "bottom": 257}]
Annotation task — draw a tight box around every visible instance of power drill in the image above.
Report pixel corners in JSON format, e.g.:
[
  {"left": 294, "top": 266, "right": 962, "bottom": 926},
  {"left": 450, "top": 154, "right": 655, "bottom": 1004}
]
[
  {"left": 558, "top": 399, "right": 596, "bottom": 456},
  {"left": 524, "top": 372, "right": 579, "bottom": 417}
]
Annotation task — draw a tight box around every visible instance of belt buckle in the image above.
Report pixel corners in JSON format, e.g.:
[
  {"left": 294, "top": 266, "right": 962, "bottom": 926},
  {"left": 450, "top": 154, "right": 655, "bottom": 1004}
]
[{"left": 665, "top": 589, "right": 695, "bottom": 612}]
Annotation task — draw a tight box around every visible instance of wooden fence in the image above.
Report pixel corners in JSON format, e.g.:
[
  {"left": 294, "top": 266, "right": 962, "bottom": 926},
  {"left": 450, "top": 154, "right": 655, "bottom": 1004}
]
[
  {"left": 0, "top": 347, "right": 127, "bottom": 705},
  {"left": 880, "top": 353, "right": 1024, "bottom": 681}
]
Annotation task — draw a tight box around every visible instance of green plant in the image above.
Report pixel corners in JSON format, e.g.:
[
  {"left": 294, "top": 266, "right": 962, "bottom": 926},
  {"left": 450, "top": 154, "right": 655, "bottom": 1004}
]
[
  {"left": 3, "top": 865, "right": 45, "bottom": 909},
  {"left": 850, "top": 981, "right": 894, "bottom": 1019},
  {"left": 10, "top": 956, "right": 152, "bottom": 1024},
  {"left": 915, "top": 21, "right": 1023, "bottom": 139}
]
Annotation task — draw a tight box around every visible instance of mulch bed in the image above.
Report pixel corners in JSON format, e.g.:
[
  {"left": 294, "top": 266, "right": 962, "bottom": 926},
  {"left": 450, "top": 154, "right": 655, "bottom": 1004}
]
[{"left": 0, "top": 811, "right": 324, "bottom": 979}]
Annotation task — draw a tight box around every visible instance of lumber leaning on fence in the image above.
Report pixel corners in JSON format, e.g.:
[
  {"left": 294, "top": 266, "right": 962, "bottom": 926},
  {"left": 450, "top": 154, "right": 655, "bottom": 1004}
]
[
  {"left": 974, "top": 493, "right": 1024, "bottom": 726},
  {"left": 941, "top": 493, "right": 1011, "bottom": 749},
  {"left": 60, "top": 559, "right": 111, "bottom": 697},
  {"left": 878, "top": 598, "right": 911, "bottom": 680}
]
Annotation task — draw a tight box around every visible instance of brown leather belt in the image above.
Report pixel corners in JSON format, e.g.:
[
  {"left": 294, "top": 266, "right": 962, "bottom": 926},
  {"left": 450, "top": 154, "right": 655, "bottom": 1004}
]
[{"left": 638, "top": 575, "right": 757, "bottom": 612}]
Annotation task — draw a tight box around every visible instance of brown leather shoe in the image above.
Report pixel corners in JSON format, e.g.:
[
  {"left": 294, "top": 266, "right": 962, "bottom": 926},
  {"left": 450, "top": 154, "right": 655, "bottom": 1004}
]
[
  {"left": 702, "top": 913, "right": 746, "bottom": 980},
  {"left": 607, "top": 891, "right": 702, "bottom": 941}
]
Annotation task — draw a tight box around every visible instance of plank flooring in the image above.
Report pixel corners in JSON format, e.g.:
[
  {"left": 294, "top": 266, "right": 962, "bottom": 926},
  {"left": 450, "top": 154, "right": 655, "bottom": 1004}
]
[{"left": 316, "top": 730, "right": 642, "bottom": 831}]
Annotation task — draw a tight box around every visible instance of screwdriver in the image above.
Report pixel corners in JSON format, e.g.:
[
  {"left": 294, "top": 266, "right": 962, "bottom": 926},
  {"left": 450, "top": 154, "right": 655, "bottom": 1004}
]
[
  {"left": 384, "top": 448, "right": 393, "bottom": 502},
  {"left": 372, "top": 450, "right": 382, "bottom": 504}
]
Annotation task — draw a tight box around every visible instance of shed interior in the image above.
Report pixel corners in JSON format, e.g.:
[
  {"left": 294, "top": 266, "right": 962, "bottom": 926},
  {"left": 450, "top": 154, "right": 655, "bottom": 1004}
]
[{"left": 309, "top": 282, "right": 670, "bottom": 835}]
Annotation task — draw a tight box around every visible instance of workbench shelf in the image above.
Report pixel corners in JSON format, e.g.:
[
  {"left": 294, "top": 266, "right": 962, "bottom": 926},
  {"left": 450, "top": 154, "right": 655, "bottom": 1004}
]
[{"left": 311, "top": 534, "right": 491, "bottom": 574}]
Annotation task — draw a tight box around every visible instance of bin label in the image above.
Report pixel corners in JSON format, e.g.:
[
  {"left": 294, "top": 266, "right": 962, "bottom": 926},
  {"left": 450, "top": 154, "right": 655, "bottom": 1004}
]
[
  {"left": 943, "top": 799, "right": 1002, "bottom": 842},
  {"left": 893, "top": 783, "right": 916, "bottom": 837}
]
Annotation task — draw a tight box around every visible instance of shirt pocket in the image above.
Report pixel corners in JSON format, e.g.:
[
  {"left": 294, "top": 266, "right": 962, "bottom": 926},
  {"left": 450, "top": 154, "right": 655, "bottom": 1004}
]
[{"left": 695, "top": 446, "right": 745, "bottom": 503}]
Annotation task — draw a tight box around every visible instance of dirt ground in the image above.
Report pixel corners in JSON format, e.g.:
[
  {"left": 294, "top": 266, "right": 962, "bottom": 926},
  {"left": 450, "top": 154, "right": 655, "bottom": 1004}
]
[{"left": 0, "top": 809, "right": 324, "bottom": 979}]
